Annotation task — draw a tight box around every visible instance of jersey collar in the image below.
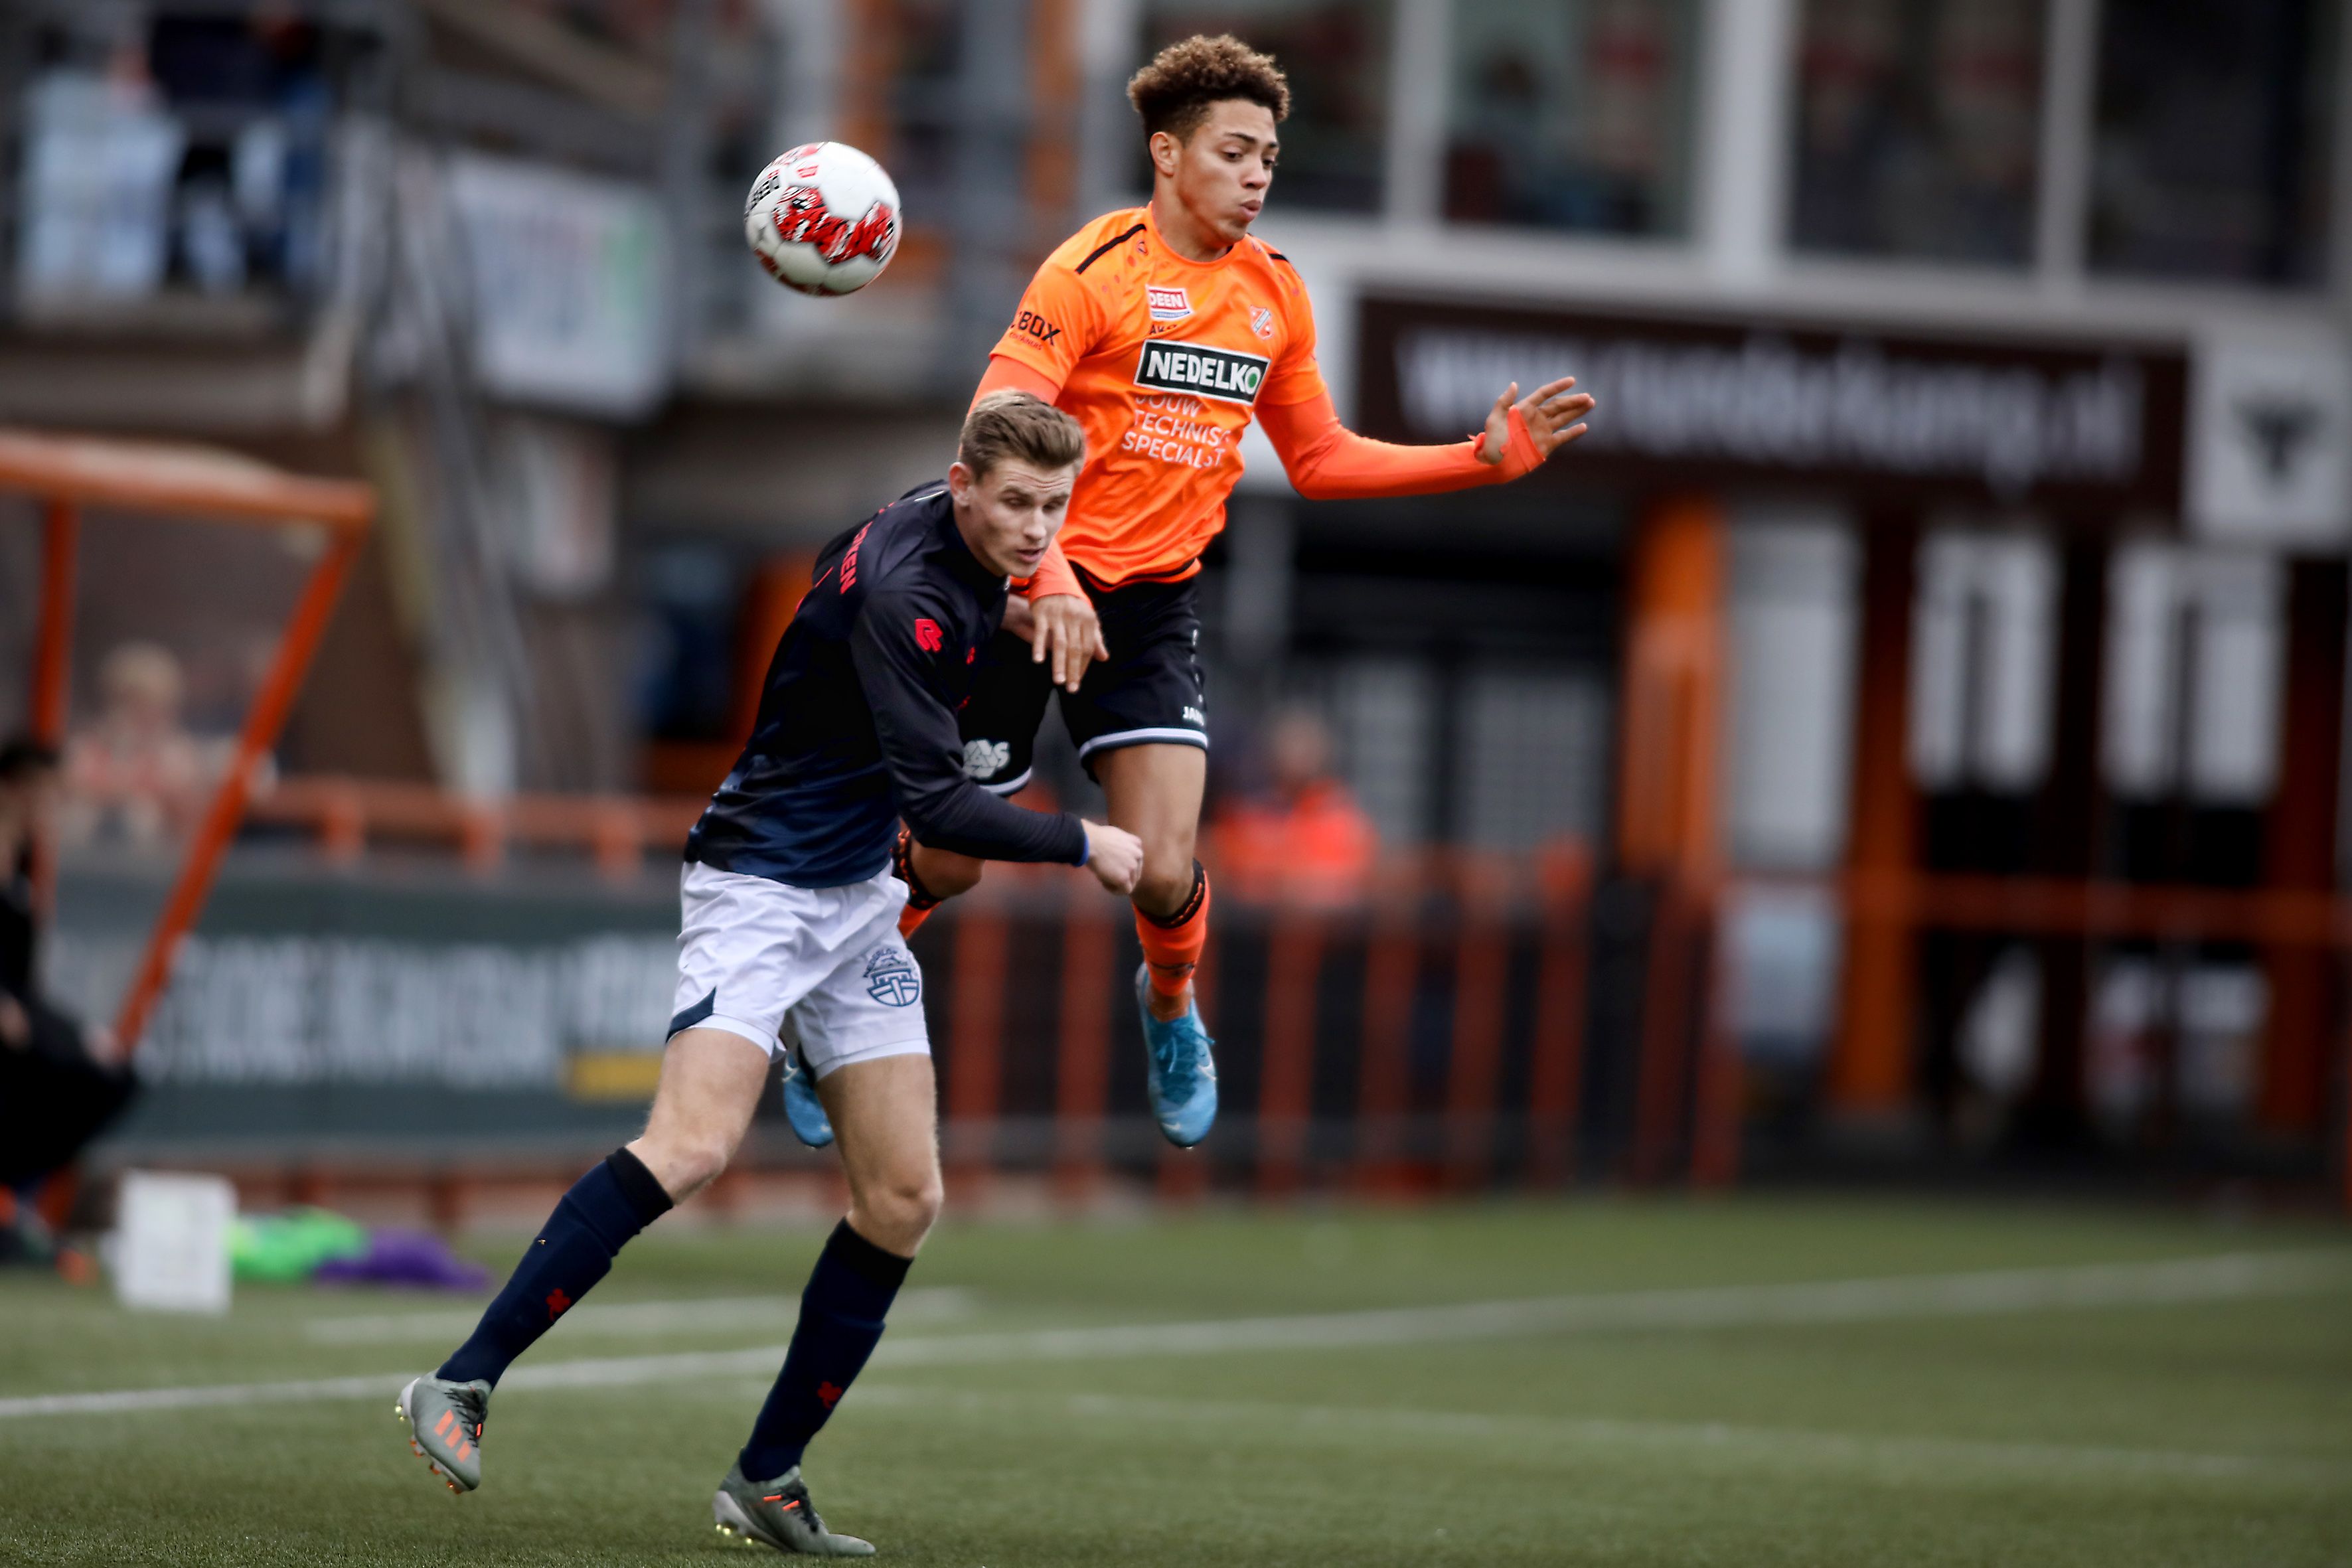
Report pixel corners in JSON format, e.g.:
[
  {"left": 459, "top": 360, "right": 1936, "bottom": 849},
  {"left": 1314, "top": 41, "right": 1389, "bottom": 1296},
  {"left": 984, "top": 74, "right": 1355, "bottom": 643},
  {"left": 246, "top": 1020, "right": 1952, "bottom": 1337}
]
[{"left": 1141, "top": 202, "right": 1245, "bottom": 272}]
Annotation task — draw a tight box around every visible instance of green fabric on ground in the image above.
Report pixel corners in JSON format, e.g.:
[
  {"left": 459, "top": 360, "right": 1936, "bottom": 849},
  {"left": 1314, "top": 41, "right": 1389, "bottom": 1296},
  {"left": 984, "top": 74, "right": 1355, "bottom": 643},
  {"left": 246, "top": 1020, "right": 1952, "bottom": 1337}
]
[{"left": 229, "top": 1208, "right": 370, "bottom": 1282}]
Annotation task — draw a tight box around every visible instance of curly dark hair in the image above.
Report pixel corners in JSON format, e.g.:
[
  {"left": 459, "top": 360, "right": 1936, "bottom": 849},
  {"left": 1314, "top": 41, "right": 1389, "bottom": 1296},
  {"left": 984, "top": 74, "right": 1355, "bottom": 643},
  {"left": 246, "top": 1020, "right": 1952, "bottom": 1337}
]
[{"left": 1127, "top": 33, "right": 1291, "bottom": 143}]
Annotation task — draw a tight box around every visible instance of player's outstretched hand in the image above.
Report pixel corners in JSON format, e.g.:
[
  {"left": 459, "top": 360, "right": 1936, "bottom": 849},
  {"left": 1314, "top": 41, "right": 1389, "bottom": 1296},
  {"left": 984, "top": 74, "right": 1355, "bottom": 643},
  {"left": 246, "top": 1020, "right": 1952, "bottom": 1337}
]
[
  {"left": 1009, "top": 592, "right": 1108, "bottom": 693},
  {"left": 1478, "top": 377, "right": 1597, "bottom": 465},
  {"left": 1081, "top": 821, "right": 1144, "bottom": 896}
]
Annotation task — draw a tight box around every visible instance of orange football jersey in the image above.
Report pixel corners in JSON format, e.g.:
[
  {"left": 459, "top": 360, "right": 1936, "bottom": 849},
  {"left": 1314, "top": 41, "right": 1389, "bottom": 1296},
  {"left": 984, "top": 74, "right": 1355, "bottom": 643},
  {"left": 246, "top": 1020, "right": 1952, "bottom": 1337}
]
[{"left": 989, "top": 206, "right": 1326, "bottom": 587}]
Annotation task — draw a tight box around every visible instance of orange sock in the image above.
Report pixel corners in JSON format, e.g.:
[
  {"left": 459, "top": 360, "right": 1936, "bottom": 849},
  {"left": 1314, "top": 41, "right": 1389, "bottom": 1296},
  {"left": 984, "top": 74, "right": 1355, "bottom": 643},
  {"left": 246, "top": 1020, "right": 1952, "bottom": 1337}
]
[{"left": 1136, "top": 861, "right": 1211, "bottom": 1000}]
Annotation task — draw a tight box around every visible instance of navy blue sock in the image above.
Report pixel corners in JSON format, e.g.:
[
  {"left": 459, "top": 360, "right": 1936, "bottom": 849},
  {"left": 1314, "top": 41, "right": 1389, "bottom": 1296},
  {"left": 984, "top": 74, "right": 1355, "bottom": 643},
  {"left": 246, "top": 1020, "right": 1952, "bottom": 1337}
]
[
  {"left": 437, "top": 1148, "right": 672, "bottom": 1387},
  {"left": 737, "top": 1220, "right": 911, "bottom": 1480}
]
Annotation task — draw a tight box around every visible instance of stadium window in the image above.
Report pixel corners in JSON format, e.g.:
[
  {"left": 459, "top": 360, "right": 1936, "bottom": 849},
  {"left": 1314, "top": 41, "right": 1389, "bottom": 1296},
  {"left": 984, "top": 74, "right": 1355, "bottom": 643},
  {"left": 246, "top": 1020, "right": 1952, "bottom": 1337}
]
[
  {"left": 2086, "top": 0, "right": 2338, "bottom": 288},
  {"left": 1441, "top": 0, "right": 1696, "bottom": 236},
  {"left": 1788, "top": 0, "right": 2046, "bottom": 266},
  {"left": 1909, "top": 528, "right": 2061, "bottom": 797},
  {"left": 1137, "top": 1, "right": 1393, "bottom": 212}
]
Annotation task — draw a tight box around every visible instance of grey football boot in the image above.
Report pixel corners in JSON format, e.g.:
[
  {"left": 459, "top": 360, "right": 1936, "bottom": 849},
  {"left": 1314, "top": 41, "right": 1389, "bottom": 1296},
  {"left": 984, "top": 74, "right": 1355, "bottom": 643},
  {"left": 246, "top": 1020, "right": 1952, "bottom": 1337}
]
[
  {"left": 713, "top": 1462, "right": 876, "bottom": 1555},
  {"left": 396, "top": 1374, "right": 490, "bottom": 1493}
]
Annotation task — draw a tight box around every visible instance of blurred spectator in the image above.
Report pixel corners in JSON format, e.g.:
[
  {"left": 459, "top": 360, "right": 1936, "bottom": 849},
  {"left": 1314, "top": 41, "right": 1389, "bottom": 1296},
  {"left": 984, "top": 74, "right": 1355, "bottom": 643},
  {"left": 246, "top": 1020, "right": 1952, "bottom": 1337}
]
[
  {"left": 16, "top": 68, "right": 183, "bottom": 304},
  {"left": 1211, "top": 708, "right": 1377, "bottom": 906},
  {"left": 63, "top": 643, "right": 210, "bottom": 848},
  {"left": 0, "top": 740, "right": 137, "bottom": 1267}
]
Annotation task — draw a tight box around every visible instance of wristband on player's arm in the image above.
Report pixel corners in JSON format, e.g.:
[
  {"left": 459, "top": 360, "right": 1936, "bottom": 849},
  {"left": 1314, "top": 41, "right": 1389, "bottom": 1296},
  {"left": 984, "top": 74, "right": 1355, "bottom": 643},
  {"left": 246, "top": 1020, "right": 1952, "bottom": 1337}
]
[
  {"left": 1257, "top": 389, "right": 1542, "bottom": 501},
  {"left": 1488, "top": 405, "right": 1542, "bottom": 480}
]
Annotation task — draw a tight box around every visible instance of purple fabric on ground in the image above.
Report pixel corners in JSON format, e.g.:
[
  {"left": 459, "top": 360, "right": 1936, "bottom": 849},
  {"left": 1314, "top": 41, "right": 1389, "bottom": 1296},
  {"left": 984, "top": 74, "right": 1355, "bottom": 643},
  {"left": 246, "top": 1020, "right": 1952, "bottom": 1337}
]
[{"left": 313, "top": 1229, "right": 491, "bottom": 1291}]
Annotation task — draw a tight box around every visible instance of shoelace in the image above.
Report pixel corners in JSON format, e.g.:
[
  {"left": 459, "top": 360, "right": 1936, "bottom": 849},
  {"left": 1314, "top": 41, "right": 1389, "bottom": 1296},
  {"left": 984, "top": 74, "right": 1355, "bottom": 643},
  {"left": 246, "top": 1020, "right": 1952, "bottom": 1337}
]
[{"left": 1153, "top": 1012, "right": 1209, "bottom": 1081}]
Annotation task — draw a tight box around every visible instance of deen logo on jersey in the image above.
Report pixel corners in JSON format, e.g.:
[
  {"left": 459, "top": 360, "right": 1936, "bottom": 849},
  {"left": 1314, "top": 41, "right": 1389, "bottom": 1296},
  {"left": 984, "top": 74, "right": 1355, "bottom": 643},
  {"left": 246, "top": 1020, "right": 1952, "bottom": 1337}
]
[{"left": 1133, "top": 340, "right": 1270, "bottom": 406}]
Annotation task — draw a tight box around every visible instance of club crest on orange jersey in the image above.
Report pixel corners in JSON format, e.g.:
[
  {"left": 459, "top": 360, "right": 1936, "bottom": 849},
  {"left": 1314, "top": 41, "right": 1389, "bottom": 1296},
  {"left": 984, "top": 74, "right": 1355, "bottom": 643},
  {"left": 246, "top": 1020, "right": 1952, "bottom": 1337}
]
[
  {"left": 1249, "top": 306, "right": 1275, "bottom": 340},
  {"left": 1146, "top": 285, "right": 1193, "bottom": 322}
]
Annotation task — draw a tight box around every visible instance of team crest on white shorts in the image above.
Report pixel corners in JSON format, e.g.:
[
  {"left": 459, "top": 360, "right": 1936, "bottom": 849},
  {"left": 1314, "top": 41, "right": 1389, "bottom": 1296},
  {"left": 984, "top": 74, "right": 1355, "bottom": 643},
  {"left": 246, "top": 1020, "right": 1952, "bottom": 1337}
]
[
  {"left": 864, "top": 945, "right": 922, "bottom": 1007},
  {"left": 961, "top": 738, "right": 1010, "bottom": 779}
]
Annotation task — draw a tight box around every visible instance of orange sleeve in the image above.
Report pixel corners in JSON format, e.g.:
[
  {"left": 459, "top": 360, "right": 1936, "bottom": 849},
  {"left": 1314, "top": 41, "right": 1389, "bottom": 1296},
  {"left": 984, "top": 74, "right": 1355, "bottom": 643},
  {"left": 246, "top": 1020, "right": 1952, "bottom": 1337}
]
[
  {"left": 1022, "top": 540, "right": 1083, "bottom": 601},
  {"left": 987, "top": 260, "right": 1098, "bottom": 388},
  {"left": 1257, "top": 387, "right": 1541, "bottom": 501},
  {"left": 970, "top": 355, "right": 1085, "bottom": 601},
  {"left": 971, "top": 353, "right": 1063, "bottom": 406},
  {"left": 1257, "top": 273, "right": 1329, "bottom": 408}
]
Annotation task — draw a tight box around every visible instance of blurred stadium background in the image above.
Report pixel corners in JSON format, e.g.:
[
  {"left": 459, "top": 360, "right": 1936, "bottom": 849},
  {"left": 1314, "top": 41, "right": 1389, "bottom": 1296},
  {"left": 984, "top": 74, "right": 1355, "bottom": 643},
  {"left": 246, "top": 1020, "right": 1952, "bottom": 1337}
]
[
  {"left": 2, "top": 0, "right": 2351, "bottom": 1221},
  {"left": 5, "top": 5, "right": 2352, "bottom": 1565}
]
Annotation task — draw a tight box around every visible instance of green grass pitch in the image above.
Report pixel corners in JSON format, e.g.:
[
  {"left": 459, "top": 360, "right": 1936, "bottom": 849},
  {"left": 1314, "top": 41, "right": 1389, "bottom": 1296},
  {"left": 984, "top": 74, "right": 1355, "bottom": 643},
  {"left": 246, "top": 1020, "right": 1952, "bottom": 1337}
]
[{"left": 3, "top": 1196, "right": 2348, "bottom": 1566}]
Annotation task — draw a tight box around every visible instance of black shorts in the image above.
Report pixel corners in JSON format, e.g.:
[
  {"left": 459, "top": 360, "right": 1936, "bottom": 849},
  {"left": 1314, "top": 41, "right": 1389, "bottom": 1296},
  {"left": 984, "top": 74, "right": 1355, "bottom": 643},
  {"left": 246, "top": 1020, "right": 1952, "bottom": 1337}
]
[{"left": 957, "top": 572, "right": 1207, "bottom": 790}]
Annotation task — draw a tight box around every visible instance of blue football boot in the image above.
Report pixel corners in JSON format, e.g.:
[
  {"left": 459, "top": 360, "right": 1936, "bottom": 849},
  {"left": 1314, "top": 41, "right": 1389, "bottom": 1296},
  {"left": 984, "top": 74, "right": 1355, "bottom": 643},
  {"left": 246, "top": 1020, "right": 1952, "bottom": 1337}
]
[
  {"left": 1135, "top": 963, "right": 1217, "bottom": 1146},
  {"left": 781, "top": 1045, "right": 834, "bottom": 1148}
]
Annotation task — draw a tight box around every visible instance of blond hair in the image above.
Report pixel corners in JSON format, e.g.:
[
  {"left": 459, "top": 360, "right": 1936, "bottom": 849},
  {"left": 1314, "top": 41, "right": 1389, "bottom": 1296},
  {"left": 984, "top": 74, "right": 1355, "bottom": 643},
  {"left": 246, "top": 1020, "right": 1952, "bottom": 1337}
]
[{"left": 958, "top": 390, "right": 1085, "bottom": 479}]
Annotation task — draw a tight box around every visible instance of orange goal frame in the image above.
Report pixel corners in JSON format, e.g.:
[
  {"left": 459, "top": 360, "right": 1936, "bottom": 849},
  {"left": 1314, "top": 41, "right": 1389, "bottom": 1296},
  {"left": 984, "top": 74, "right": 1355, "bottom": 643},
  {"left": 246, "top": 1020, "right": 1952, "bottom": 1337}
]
[{"left": 1, "top": 429, "right": 374, "bottom": 1052}]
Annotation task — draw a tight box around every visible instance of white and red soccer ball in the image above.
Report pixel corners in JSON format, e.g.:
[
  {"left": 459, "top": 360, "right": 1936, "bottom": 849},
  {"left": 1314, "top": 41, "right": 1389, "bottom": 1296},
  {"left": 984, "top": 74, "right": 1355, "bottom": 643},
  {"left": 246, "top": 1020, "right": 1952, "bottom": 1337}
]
[{"left": 743, "top": 142, "right": 902, "bottom": 297}]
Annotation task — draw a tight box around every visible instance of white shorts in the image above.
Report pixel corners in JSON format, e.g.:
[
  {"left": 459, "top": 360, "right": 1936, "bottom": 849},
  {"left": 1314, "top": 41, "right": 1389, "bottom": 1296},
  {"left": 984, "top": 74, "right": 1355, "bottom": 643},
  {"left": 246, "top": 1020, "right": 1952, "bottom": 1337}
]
[{"left": 668, "top": 862, "right": 930, "bottom": 1079}]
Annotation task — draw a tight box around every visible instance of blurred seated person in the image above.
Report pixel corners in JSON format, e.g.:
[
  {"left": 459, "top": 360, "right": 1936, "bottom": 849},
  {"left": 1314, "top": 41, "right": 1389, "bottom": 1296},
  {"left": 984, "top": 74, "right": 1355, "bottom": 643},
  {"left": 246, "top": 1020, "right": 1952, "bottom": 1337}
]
[
  {"left": 0, "top": 739, "right": 137, "bottom": 1265},
  {"left": 62, "top": 642, "right": 213, "bottom": 848},
  {"left": 1210, "top": 708, "right": 1377, "bottom": 907}
]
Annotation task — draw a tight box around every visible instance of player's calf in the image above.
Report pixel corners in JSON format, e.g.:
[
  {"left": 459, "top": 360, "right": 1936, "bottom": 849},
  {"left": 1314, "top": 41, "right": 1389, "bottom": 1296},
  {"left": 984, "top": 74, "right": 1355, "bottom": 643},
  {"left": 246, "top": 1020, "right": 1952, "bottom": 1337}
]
[
  {"left": 398, "top": 1035, "right": 767, "bottom": 1494},
  {"left": 395, "top": 1147, "right": 672, "bottom": 1495},
  {"left": 728, "top": 1058, "right": 935, "bottom": 1513}
]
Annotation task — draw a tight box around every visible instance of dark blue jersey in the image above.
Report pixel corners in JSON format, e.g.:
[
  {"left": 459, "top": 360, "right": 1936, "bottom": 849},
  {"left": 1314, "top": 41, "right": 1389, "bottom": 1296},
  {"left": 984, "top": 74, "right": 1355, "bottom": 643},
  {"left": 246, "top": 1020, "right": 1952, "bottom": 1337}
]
[{"left": 684, "top": 485, "right": 1087, "bottom": 886}]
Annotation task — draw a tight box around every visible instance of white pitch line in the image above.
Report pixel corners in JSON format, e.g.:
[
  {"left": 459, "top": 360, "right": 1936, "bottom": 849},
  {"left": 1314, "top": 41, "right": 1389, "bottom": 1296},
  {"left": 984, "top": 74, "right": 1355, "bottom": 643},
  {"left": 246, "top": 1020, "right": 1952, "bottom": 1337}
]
[
  {"left": 2, "top": 1248, "right": 2342, "bottom": 1423},
  {"left": 303, "top": 1287, "right": 977, "bottom": 1345},
  {"left": 840, "top": 1385, "right": 2348, "bottom": 1489},
  {"left": 870, "top": 1247, "right": 2351, "bottom": 1368}
]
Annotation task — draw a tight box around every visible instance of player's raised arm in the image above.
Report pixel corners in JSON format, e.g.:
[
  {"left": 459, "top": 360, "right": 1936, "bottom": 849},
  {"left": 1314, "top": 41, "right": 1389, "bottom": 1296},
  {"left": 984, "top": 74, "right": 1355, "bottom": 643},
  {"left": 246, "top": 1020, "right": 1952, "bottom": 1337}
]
[{"left": 1255, "top": 304, "right": 1594, "bottom": 501}]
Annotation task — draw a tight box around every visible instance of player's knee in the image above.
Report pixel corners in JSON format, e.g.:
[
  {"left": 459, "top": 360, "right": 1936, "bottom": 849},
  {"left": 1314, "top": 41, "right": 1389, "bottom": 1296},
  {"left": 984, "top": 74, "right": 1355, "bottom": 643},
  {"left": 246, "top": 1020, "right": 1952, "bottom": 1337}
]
[
  {"left": 890, "top": 1167, "right": 945, "bottom": 1237},
  {"left": 635, "top": 1125, "right": 736, "bottom": 1201},
  {"left": 857, "top": 1164, "right": 943, "bottom": 1250},
  {"left": 1135, "top": 856, "right": 1196, "bottom": 919}
]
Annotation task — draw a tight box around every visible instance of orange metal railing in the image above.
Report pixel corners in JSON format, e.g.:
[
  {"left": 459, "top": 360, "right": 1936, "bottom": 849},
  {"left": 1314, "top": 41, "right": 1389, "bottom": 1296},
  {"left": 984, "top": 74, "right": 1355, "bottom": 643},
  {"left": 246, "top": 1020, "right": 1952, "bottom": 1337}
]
[
  {"left": 86, "top": 765, "right": 2352, "bottom": 1208},
  {"left": 242, "top": 775, "right": 705, "bottom": 877}
]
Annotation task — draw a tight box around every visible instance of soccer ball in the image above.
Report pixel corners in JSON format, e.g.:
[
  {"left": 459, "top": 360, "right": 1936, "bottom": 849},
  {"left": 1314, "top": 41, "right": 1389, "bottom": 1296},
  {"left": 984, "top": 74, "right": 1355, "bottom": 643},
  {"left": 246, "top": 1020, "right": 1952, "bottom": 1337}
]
[{"left": 743, "top": 142, "right": 902, "bottom": 297}]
